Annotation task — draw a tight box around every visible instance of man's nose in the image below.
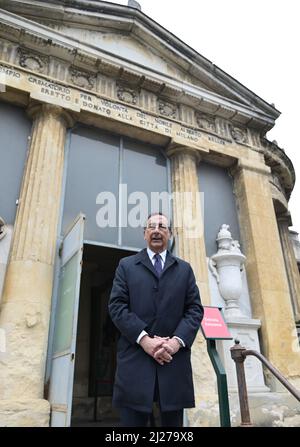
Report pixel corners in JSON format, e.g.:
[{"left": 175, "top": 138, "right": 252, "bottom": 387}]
[{"left": 152, "top": 226, "right": 163, "bottom": 232}]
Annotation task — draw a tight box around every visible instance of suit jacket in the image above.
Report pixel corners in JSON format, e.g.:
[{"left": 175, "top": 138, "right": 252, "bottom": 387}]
[{"left": 108, "top": 248, "right": 204, "bottom": 412}]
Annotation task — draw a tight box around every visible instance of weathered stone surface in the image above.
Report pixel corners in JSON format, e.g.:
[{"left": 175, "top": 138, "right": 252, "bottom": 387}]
[
  {"left": 0, "top": 105, "right": 72, "bottom": 419},
  {"left": 229, "top": 392, "right": 300, "bottom": 427},
  {"left": 233, "top": 158, "right": 300, "bottom": 379},
  {"left": 0, "top": 399, "right": 50, "bottom": 427}
]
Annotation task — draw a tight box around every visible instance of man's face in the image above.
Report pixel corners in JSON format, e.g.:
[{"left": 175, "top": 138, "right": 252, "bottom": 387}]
[{"left": 144, "top": 214, "right": 171, "bottom": 253}]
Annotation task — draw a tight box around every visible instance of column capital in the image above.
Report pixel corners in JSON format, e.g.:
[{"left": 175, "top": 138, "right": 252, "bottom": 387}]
[
  {"left": 230, "top": 158, "right": 271, "bottom": 177},
  {"left": 27, "top": 101, "right": 75, "bottom": 128},
  {"left": 165, "top": 143, "right": 202, "bottom": 163}
]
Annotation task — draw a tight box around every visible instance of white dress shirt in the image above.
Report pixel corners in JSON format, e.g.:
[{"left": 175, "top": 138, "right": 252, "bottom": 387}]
[
  {"left": 147, "top": 247, "right": 167, "bottom": 269},
  {"left": 136, "top": 249, "right": 185, "bottom": 347}
]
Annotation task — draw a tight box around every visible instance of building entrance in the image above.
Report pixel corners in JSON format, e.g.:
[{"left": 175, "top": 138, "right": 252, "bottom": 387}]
[{"left": 71, "top": 243, "right": 136, "bottom": 427}]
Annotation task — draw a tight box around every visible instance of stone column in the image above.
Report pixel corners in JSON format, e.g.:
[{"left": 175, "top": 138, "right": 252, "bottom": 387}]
[
  {"left": 166, "top": 145, "right": 218, "bottom": 427},
  {"left": 0, "top": 103, "right": 73, "bottom": 426},
  {"left": 233, "top": 158, "right": 300, "bottom": 384},
  {"left": 166, "top": 145, "right": 210, "bottom": 304},
  {"left": 277, "top": 213, "right": 300, "bottom": 323}
]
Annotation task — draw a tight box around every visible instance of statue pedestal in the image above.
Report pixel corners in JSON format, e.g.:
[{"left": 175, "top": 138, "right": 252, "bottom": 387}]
[{"left": 216, "top": 317, "right": 270, "bottom": 393}]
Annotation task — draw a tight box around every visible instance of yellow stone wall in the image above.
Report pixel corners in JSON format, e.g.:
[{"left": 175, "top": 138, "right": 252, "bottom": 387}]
[{"left": 233, "top": 158, "right": 300, "bottom": 378}]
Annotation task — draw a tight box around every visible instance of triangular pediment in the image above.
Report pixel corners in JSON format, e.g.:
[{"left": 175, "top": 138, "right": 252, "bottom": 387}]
[
  {"left": 40, "top": 26, "right": 213, "bottom": 92},
  {"left": 0, "top": 0, "right": 280, "bottom": 129}
]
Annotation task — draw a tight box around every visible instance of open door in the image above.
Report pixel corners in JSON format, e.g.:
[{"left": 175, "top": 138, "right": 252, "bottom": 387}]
[{"left": 48, "top": 214, "right": 85, "bottom": 427}]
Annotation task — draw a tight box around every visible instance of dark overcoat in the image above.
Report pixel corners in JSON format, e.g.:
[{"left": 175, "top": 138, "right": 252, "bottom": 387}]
[{"left": 108, "top": 248, "right": 203, "bottom": 413}]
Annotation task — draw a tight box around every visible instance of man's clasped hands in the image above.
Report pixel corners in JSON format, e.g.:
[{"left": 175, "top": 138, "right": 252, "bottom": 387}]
[{"left": 139, "top": 334, "right": 181, "bottom": 365}]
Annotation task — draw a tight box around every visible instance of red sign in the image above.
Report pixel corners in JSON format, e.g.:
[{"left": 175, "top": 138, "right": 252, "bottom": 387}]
[{"left": 201, "top": 306, "right": 232, "bottom": 340}]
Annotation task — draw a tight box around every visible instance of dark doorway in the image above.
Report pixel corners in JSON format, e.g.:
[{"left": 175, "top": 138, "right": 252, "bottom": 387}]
[{"left": 71, "top": 243, "right": 136, "bottom": 427}]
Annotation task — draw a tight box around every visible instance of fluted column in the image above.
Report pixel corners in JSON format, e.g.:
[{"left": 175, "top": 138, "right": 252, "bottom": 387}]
[
  {"left": 277, "top": 213, "right": 300, "bottom": 323},
  {"left": 233, "top": 158, "right": 300, "bottom": 382},
  {"left": 166, "top": 145, "right": 216, "bottom": 427},
  {"left": 166, "top": 145, "right": 210, "bottom": 305},
  {"left": 0, "top": 103, "right": 73, "bottom": 426}
]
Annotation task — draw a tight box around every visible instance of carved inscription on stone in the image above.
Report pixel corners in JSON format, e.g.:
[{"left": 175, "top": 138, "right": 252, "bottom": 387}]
[
  {"left": 0, "top": 61, "right": 213, "bottom": 150},
  {"left": 208, "top": 135, "right": 227, "bottom": 145},
  {"left": 28, "top": 75, "right": 72, "bottom": 103},
  {"left": 0, "top": 64, "right": 20, "bottom": 79}
]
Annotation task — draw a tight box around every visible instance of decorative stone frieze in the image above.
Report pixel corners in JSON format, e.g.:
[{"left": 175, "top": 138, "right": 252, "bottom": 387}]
[
  {"left": 158, "top": 100, "right": 177, "bottom": 119},
  {"left": 69, "top": 67, "right": 96, "bottom": 90},
  {"left": 18, "top": 47, "right": 48, "bottom": 73},
  {"left": 215, "top": 117, "right": 228, "bottom": 138},
  {"left": 249, "top": 128, "right": 261, "bottom": 148},
  {"left": 178, "top": 104, "right": 195, "bottom": 126},
  {"left": 196, "top": 112, "right": 216, "bottom": 132},
  {"left": 139, "top": 89, "right": 157, "bottom": 113},
  {"left": 229, "top": 124, "right": 249, "bottom": 144},
  {"left": 0, "top": 38, "right": 17, "bottom": 64},
  {"left": 116, "top": 83, "right": 138, "bottom": 105},
  {"left": 0, "top": 6, "right": 280, "bottom": 132},
  {"left": 48, "top": 57, "right": 69, "bottom": 82}
]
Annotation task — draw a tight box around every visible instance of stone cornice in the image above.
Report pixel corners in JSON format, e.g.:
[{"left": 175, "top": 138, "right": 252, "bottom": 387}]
[
  {"left": 0, "top": 5, "right": 295, "bottom": 198},
  {"left": 5, "top": 0, "right": 280, "bottom": 119},
  {"left": 0, "top": 0, "right": 279, "bottom": 132},
  {"left": 261, "top": 137, "right": 295, "bottom": 199}
]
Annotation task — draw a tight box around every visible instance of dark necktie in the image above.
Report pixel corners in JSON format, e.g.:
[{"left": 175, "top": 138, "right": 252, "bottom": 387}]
[{"left": 153, "top": 253, "right": 163, "bottom": 276}]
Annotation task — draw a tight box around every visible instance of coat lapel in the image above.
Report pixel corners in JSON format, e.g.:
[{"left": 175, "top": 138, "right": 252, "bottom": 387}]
[
  {"left": 135, "top": 248, "right": 158, "bottom": 278},
  {"left": 135, "top": 248, "right": 177, "bottom": 278}
]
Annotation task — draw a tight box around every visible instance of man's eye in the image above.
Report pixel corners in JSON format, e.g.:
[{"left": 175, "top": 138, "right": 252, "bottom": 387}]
[
  {"left": 147, "top": 223, "right": 168, "bottom": 230},
  {"left": 159, "top": 225, "right": 167, "bottom": 230}
]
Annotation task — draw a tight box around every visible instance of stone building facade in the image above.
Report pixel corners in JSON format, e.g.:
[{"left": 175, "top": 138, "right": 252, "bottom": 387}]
[{"left": 0, "top": 0, "right": 299, "bottom": 427}]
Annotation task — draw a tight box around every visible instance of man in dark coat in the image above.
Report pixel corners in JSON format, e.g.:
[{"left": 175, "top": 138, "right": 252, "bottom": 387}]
[{"left": 108, "top": 212, "right": 203, "bottom": 427}]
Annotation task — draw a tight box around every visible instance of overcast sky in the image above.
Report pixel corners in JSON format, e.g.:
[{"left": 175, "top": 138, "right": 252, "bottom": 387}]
[{"left": 106, "top": 0, "right": 300, "bottom": 232}]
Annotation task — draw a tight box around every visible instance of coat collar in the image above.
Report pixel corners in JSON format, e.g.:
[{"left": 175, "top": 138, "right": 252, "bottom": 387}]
[{"left": 135, "top": 248, "right": 178, "bottom": 278}]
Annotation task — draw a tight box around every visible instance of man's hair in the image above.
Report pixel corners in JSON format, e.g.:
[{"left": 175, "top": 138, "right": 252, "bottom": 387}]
[{"left": 144, "top": 212, "right": 172, "bottom": 230}]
